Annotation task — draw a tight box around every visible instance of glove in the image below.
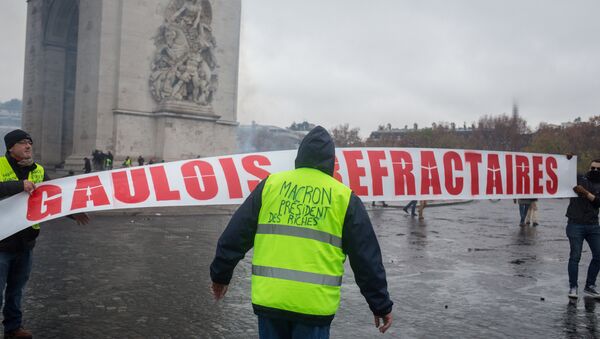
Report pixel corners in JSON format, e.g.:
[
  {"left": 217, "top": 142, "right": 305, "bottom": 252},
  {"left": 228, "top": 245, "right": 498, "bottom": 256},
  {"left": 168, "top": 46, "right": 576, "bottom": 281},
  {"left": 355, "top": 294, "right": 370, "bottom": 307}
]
[{"left": 574, "top": 185, "right": 591, "bottom": 197}]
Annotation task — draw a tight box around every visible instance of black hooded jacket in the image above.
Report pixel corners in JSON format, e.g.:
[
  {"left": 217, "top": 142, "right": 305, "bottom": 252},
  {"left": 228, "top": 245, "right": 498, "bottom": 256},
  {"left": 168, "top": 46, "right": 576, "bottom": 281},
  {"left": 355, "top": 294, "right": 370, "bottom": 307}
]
[
  {"left": 210, "top": 126, "right": 393, "bottom": 325},
  {"left": 0, "top": 153, "right": 50, "bottom": 251}
]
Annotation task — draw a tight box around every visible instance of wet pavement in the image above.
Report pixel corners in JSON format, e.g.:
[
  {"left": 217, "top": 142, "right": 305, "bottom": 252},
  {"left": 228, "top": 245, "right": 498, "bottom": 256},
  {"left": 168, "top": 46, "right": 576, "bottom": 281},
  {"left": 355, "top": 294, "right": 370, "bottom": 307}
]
[{"left": 20, "top": 199, "right": 596, "bottom": 338}]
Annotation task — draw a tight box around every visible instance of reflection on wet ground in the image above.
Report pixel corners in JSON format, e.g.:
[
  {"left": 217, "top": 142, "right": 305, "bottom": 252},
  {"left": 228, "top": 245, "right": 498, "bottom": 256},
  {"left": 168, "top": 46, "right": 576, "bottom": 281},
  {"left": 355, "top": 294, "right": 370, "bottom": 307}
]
[
  {"left": 22, "top": 199, "right": 597, "bottom": 338},
  {"left": 564, "top": 298, "right": 599, "bottom": 339}
]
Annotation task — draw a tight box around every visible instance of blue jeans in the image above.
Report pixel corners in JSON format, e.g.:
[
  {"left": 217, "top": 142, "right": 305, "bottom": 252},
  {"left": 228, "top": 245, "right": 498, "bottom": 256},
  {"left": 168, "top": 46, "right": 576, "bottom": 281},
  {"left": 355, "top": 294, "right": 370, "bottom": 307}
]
[
  {"left": 519, "top": 204, "right": 530, "bottom": 224},
  {"left": 405, "top": 200, "right": 418, "bottom": 215},
  {"left": 0, "top": 249, "right": 33, "bottom": 332},
  {"left": 566, "top": 223, "right": 600, "bottom": 288},
  {"left": 258, "top": 316, "right": 330, "bottom": 339}
]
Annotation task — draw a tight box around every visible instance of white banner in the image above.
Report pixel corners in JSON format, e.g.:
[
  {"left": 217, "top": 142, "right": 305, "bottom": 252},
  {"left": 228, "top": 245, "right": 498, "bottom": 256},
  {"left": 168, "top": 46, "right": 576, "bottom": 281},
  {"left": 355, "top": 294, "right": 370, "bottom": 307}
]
[{"left": 0, "top": 148, "right": 577, "bottom": 240}]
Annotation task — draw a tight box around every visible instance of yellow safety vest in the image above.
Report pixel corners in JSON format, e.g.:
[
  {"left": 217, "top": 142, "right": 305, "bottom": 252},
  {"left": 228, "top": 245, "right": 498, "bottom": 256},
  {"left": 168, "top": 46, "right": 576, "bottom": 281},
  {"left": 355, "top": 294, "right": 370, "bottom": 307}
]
[
  {"left": 0, "top": 156, "right": 45, "bottom": 229},
  {"left": 253, "top": 167, "right": 352, "bottom": 316}
]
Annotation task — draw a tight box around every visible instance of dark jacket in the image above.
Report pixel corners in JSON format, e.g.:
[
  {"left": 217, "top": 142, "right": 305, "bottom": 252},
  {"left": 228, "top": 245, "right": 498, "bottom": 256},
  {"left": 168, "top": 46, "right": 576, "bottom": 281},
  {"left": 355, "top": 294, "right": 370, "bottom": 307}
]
[
  {"left": 84, "top": 158, "right": 92, "bottom": 173},
  {"left": 566, "top": 175, "right": 600, "bottom": 225},
  {"left": 210, "top": 126, "right": 393, "bottom": 325},
  {"left": 0, "top": 153, "right": 50, "bottom": 252}
]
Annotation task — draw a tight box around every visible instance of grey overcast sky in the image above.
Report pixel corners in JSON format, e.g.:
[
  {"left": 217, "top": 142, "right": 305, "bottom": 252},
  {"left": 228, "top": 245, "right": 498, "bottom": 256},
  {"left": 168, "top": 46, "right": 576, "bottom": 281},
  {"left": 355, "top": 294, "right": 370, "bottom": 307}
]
[{"left": 2, "top": 1, "right": 599, "bottom": 135}]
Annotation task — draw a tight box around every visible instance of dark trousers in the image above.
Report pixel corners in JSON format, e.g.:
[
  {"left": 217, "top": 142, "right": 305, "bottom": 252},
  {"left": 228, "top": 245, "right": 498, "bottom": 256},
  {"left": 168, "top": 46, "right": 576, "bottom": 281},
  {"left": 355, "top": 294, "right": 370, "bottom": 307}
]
[
  {"left": 566, "top": 223, "right": 600, "bottom": 288},
  {"left": 258, "top": 316, "right": 330, "bottom": 339},
  {"left": 0, "top": 249, "right": 33, "bottom": 332},
  {"left": 518, "top": 204, "right": 530, "bottom": 224},
  {"left": 405, "top": 200, "right": 418, "bottom": 215}
]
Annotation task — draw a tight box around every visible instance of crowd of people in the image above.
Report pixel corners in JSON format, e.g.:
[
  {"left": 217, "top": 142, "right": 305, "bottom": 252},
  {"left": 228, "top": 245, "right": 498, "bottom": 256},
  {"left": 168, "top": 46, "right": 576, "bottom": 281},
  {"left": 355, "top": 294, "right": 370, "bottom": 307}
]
[
  {"left": 83, "top": 150, "right": 162, "bottom": 173},
  {"left": 378, "top": 198, "right": 538, "bottom": 225}
]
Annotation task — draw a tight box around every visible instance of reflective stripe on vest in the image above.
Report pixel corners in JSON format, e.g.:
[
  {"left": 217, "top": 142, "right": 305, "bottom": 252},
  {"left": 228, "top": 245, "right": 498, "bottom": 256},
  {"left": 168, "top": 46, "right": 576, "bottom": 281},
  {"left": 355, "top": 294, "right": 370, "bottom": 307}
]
[
  {"left": 252, "top": 167, "right": 352, "bottom": 316},
  {"left": 0, "top": 156, "right": 45, "bottom": 229},
  {"left": 256, "top": 224, "right": 343, "bottom": 248},
  {"left": 252, "top": 265, "right": 343, "bottom": 287}
]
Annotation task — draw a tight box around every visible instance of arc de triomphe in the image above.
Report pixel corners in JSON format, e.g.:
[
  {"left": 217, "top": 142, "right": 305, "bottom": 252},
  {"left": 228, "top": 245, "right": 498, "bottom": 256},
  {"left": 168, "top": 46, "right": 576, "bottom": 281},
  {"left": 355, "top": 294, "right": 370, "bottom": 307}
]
[{"left": 22, "top": 0, "right": 241, "bottom": 168}]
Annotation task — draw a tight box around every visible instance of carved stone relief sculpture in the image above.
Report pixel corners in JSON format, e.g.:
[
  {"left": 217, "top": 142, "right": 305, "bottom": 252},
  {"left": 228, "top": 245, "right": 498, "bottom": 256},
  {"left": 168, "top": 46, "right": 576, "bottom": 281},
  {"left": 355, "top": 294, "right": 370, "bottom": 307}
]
[{"left": 150, "top": 0, "right": 218, "bottom": 113}]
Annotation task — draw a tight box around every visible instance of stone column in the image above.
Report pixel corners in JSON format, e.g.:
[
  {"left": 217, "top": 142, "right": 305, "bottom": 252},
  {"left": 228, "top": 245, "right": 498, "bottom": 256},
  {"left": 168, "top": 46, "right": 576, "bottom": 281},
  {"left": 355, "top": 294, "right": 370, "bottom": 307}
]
[
  {"left": 65, "top": 0, "right": 116, "bottom": 168},
  {"left": 24, "top": 0, "right": 80, "bottom": 167},
  {"left": 21, "top": 0, "right": 46, "bottom": 160},
  {"left": 211, "top": 0, "right": 242, "bottom": 124},
  {"left": 40, "top": 46, "right": 67, "bottom": 165}
]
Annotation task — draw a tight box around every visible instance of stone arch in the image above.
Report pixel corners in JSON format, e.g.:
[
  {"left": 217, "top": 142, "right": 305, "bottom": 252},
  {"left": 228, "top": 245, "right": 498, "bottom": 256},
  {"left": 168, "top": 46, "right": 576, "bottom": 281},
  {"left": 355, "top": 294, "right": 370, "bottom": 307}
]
[
  {"left": 41, "top": 0, "right": 79, "bottom": 164},
  {"left": 44, "top": 0, "right": 79, "bottom": 49}
]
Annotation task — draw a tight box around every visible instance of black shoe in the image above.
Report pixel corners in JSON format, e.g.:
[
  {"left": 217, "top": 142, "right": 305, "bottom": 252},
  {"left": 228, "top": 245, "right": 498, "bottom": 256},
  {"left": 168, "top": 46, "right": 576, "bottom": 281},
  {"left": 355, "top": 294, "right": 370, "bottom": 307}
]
[
  {"left": 532, "top": 222, "right": 539, "bottom": 226},
  {"left": 519, "top": 223, "right": 526, "bottom": 227},
  {"left": 584, "top": 285, "right": 600, "bottom": 298}
]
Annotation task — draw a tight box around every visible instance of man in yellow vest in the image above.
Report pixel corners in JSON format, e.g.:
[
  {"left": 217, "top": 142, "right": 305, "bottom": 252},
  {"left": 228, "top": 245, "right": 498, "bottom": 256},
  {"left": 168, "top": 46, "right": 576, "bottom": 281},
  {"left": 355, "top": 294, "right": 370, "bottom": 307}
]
[
  {"left": 210, "top": 126, "right": 393, "bottom": 338},
  {"left": 122, "top": 156, "right": 132, "bottom": 168},
  {"left": 0, "top": 129, "right": 89, "bottom": 339}
]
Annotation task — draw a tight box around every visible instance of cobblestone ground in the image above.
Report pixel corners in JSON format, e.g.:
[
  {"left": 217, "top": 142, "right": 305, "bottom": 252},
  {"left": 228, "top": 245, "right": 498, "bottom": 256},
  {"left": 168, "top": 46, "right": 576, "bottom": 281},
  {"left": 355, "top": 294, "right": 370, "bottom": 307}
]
[{"left": 20, "top": 199, "right": 594, "bottom": 338}]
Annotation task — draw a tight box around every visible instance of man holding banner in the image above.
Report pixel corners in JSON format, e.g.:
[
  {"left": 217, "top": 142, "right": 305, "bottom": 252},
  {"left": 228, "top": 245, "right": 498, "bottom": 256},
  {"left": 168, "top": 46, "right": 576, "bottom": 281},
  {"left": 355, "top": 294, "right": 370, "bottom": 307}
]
[
  {"left": 0, "top": 129, "right": 89, "bottom": 339},
  {"left": 567, "top": 159, "right": 600, "bottom": 299},
  {"left": 210, "top": 126, "right": 393, "bottom": 338}
]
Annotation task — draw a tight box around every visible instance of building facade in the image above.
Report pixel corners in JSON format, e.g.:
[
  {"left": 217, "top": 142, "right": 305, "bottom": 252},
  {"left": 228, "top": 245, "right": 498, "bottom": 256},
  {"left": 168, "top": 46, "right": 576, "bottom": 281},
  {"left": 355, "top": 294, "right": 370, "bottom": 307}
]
[{"left": 22, "top": 0, "right": 241, "bottom": 168}]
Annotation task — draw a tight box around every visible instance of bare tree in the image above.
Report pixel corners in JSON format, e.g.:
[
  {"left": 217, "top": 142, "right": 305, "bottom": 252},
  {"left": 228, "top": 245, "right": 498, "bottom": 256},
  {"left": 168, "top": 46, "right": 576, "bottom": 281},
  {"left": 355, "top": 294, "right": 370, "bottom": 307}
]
[
  {"left": 527, "top": 115, "right": 600, "bottom": 172},
  {"left": 330, "top": 124, "right": 363, "bottom": 147}
]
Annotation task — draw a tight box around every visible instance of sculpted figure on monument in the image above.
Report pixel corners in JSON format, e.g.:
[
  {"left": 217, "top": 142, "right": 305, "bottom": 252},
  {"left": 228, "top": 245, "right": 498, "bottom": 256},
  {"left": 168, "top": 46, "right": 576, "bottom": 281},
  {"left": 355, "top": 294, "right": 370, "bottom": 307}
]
[
  {"left": 150, "top": 0, "right": 218, "bottom": 109},
  {"left": 150, "top": 27, "right": 186, "bottom": 101},
  {"left": 171, "top": 54, "right": 206, "bottom": 102},
  {"left": 164, "top": 26, "right": 188, "bottom": 61},
  {"left": 170, "top": 0, "right": 203, "bottom": 28}
]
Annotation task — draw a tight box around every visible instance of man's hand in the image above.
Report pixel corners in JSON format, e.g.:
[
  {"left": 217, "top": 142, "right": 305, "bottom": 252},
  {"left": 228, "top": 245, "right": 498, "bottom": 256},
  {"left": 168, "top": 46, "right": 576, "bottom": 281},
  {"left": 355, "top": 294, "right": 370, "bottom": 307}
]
[
  {"left": 23, "top": 180, "right": 36, "bottom": 194},
  {"left": 374, "top": 312, "right": 392, "bottom": 333},
  {"left": 574, "top": 185, "right": 590, "bottom": 196},
  {"left": 574, "top": 185, "right": 596, "bottom": 201},
  {"left": 211, "top": 282, "right": 228, "bottom": 301}
]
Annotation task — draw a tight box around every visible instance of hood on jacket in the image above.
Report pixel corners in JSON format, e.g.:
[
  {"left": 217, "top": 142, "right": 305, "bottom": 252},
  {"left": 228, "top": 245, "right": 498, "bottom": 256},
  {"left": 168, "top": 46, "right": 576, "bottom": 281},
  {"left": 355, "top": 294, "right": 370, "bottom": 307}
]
[{"left": 294, "top": 126, "right": 335, "bottom": 176}]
